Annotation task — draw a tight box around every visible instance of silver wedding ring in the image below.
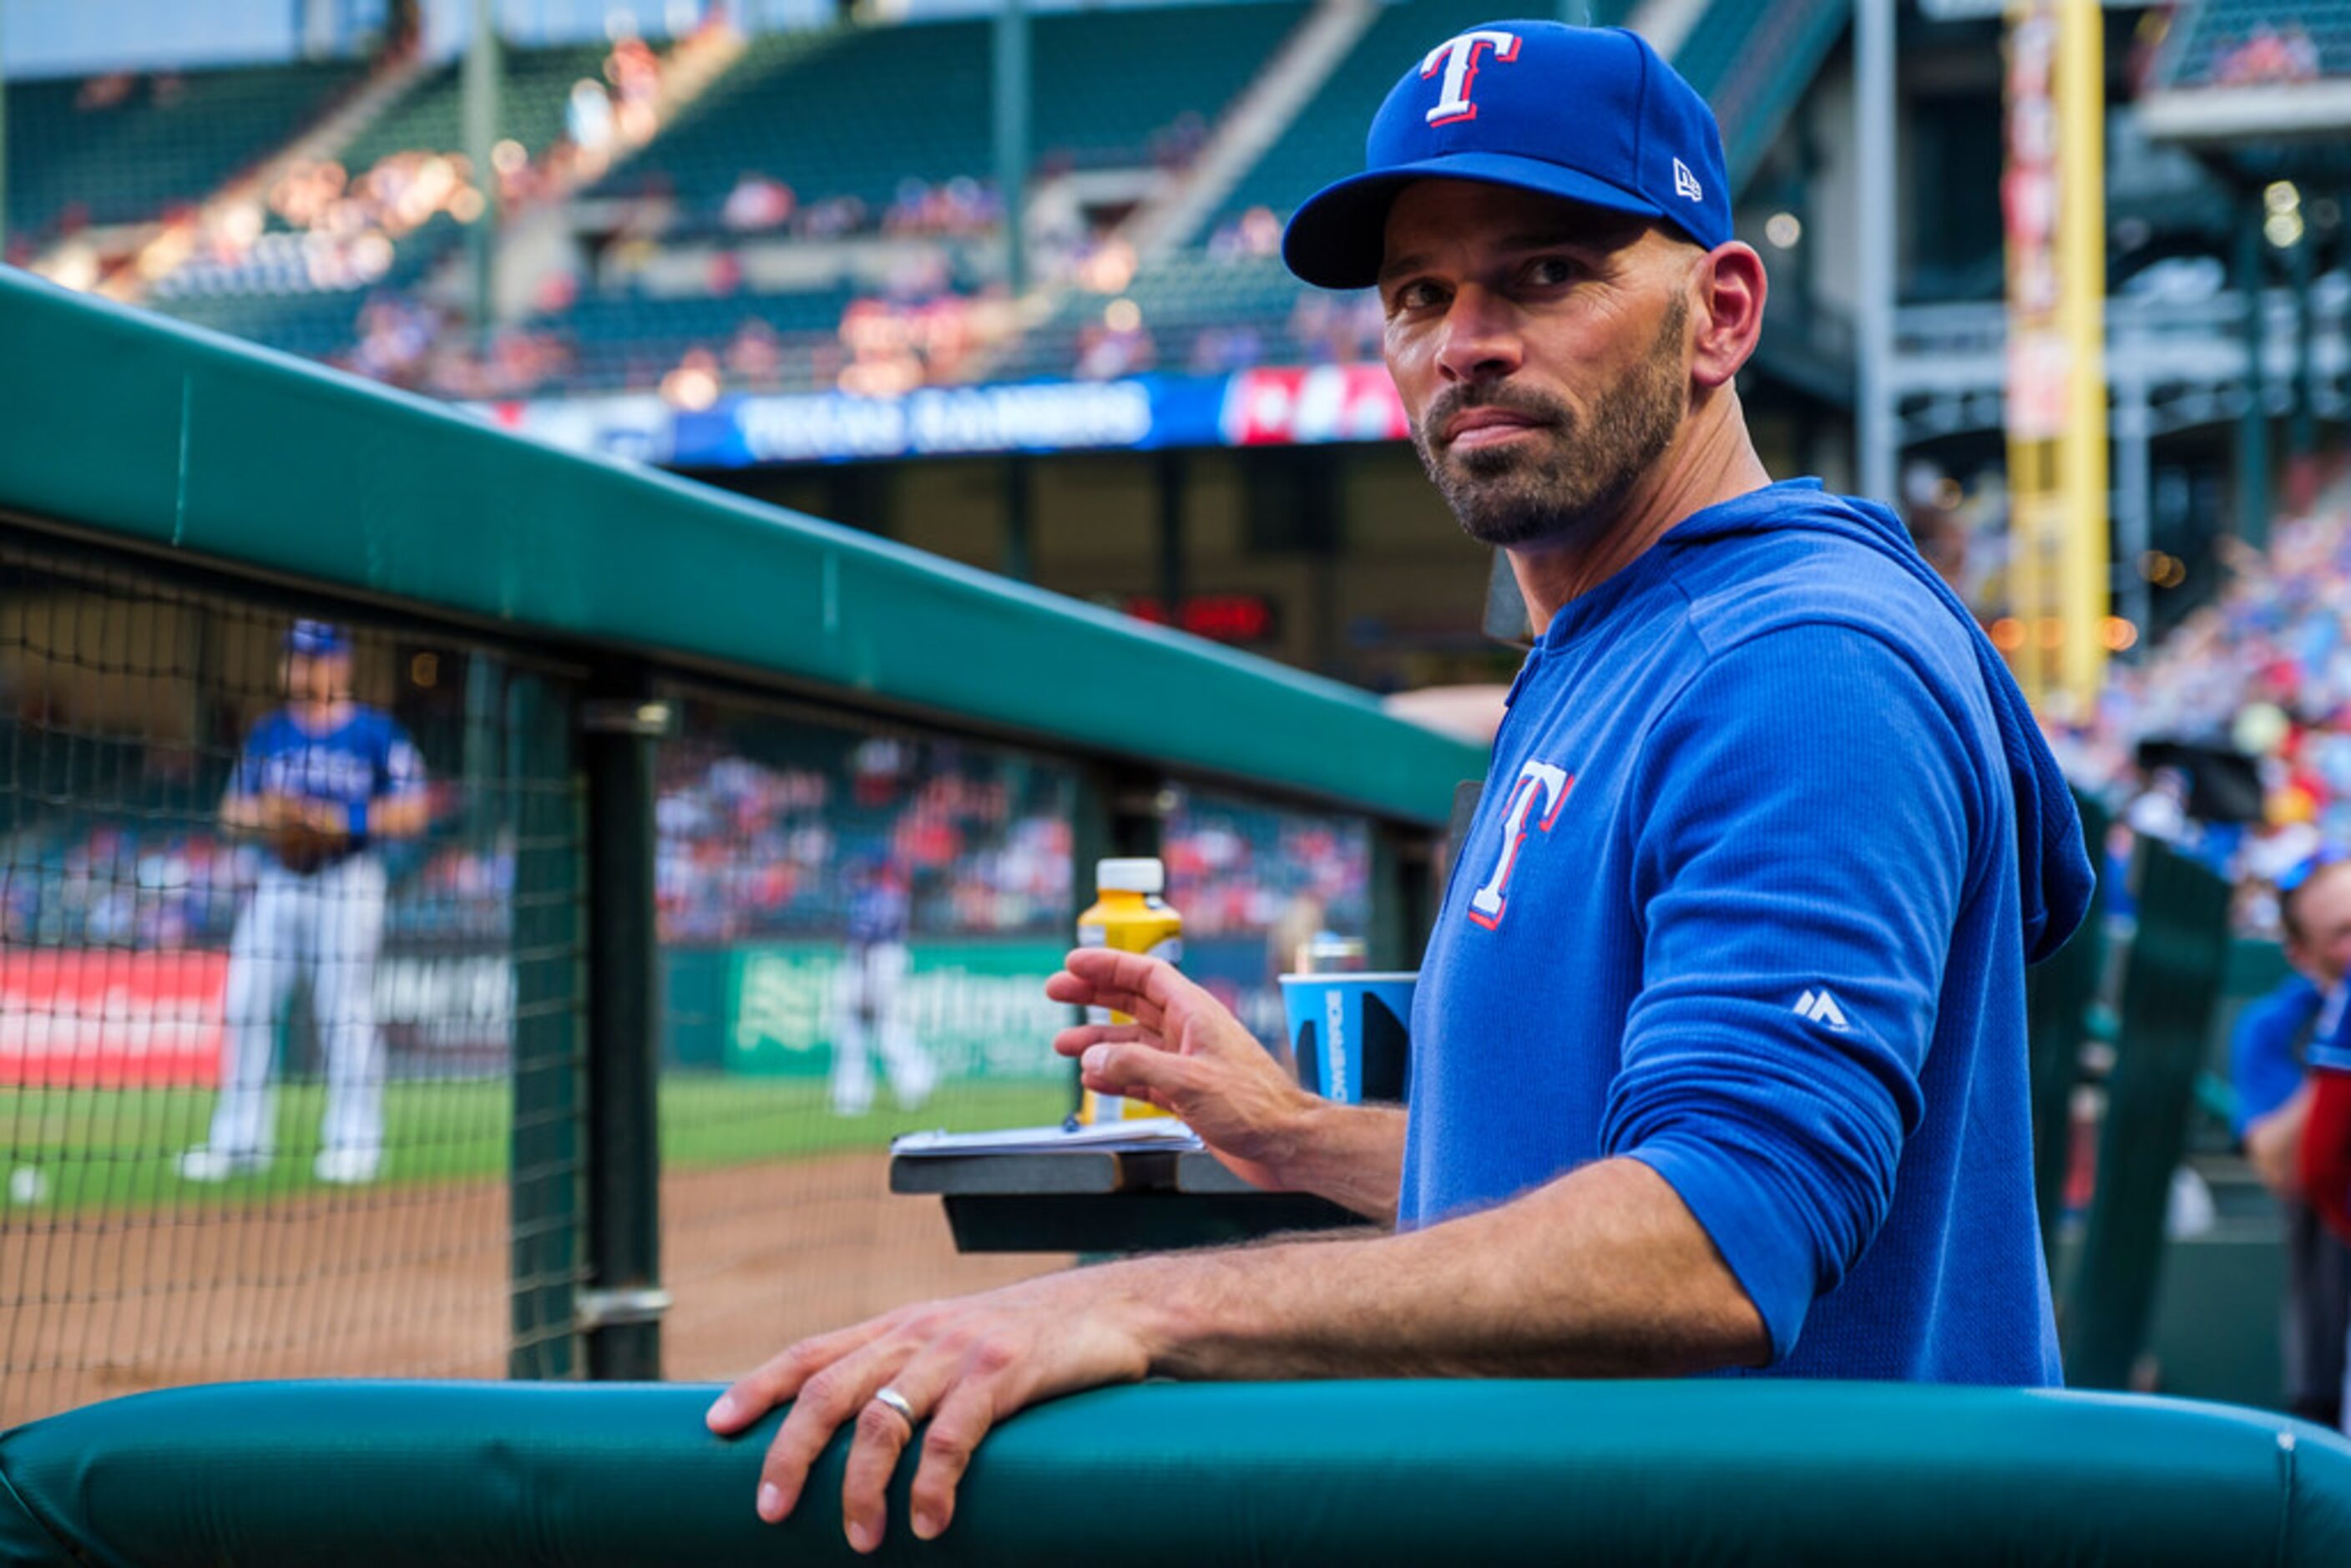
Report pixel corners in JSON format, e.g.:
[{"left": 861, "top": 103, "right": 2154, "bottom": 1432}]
[{"left": 872, "top": 1385, "right": 916, "bottom": 1427}]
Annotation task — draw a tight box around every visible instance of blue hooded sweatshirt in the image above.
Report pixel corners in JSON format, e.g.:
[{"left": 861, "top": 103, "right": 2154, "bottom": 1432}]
[{"left": 1401, "top": 478, "right": 2095, "bottom": 1384}]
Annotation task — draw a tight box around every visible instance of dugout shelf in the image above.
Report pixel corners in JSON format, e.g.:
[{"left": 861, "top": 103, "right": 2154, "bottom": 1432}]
[{"left": 889, "top": 1148, "right": 1370, "bottom": 1252}]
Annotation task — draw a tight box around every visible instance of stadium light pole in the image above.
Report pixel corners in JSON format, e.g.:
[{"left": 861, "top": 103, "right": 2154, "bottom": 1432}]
[
  {"left": 994, "top": 0, "right": 1029, "bottom": 296},
  {"left": 1853, "top": 0, "right": 1897, "bottom": 505},
  {"left": 463, "top": 0, "right": 503, "bottom": 351}
]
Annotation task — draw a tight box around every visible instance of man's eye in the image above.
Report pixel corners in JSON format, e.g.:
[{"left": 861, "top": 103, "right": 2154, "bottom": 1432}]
[
  {"left": 1524, "top": 257, "right": 1579, "bottom": 286},
  {"left": 1391, "top": 281, "right": 1444, "bottom": 312}
]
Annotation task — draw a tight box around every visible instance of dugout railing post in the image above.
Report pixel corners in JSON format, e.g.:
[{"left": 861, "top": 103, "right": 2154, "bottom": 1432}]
[
  {"left": 576, "top": 672, "right": 675, "bottom": 1380},
  {"left": 508, "top": 670, "right": 587, "bottom": 1380}
]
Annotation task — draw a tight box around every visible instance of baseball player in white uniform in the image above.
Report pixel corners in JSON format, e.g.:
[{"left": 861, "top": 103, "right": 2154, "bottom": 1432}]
[
  {"left": 179, "top": 621, "right": 429, "bottom": 1185},
  {"left": 828, "top": 856, "right": 937, "bottom": 1116}
]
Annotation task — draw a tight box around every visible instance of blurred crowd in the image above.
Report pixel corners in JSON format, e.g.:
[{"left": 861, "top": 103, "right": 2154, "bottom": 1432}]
[
  {"left": 0, "top": 808, "right": 509, "bottom": 950},
  {"left": 2, "top": 728, "right": 1373, "bottom": 1020},
  {"left": 2045, "top": 496, "right": 2351, "bottom": 934},
  {"left": 653, "top": 734, "right": 1072, "bottom": 943}
]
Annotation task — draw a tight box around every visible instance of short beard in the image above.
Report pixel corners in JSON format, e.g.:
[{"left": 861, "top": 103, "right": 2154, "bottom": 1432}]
[{"left": 1410, "top": 296, "right": 1690, "bottom": 549}]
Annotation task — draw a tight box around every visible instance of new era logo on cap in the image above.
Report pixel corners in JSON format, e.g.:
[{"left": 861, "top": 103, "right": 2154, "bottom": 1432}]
[{"left": 1283, "top": 20, "right": 1734, "bottom": 290}]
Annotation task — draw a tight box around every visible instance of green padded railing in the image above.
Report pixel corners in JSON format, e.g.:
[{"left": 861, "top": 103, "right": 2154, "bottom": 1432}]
[
  {"left": 0, "top": 265, "right": 1480, "bottom": 829},
  {"left": 4, "top": 1379, "right": 2348, "bottom": 1565}
]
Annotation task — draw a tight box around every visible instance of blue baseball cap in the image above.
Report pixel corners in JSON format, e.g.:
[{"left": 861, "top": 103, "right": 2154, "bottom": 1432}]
[
  {"left": 285, "top": 620, "right": 350, "bottom": 657},
  {"left": 1283, "top": 21, "right": 1733, "bottom": 290}
]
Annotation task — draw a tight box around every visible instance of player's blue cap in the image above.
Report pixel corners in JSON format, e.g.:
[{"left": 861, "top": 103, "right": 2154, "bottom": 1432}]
[
  {"left": 1283, "top": 21, "right": 1733, "bottom": 290},
  {"left": 285, "top": 620, "right": 350, "bottom": 657}
]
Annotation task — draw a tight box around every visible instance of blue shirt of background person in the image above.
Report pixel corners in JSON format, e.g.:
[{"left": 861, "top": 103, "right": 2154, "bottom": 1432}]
[
  {"left": 227, "top": 620, "right": 427, "bottom": 872},
  {"left": 844, "top": 862, "right": 911, "bottom": 945},
  {"left": 2235, "top": 975, "right": 2331, "bottom": 1138}
]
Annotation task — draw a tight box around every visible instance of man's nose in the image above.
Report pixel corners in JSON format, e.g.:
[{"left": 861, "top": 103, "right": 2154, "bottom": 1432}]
[{"left": 1434, "top": 288, "right": 1524, "bottom": 384}]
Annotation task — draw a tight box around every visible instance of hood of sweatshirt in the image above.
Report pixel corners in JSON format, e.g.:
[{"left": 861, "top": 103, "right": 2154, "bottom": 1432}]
[{"left": 1615, "top": 478, "right": 2095, "bottom": 965}]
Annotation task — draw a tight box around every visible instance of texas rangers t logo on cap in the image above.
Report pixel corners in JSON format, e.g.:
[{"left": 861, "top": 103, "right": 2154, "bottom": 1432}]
[{"left": 1421, "top": 28, "right": 1521, "bottom": 126}]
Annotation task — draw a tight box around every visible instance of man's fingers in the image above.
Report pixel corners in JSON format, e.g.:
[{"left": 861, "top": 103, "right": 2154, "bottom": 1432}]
[
  {"left": 1044, "top": 973, "right": 1171, "bottom": 1034},
  {"left": 1057, "top": 948, "right": 1198, "bottom": 1014},
  {"left": 1079, "top": 1039, "right": 1198, "bottom": 1100},
  {"left": 1050, "top": 1022, "right": 1155, "bottom": 1059},
  {"left": 837, "top": 1347, "right": 963, "bottom": 1554},
  {"left": 753, "top": 1343, "right": 910, "bottom": 1525},
  {"left": 708, "top": 1317, "right": 893, "bottom": 1434},
  {"left": 906, "top": 1368, "right": 1015, "bottom": 1543}
]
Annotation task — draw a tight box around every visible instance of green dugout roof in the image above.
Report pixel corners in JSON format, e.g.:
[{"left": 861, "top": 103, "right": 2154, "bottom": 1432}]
[{"left": 0, "top": 266, "right": 1482, "bottom": 827}]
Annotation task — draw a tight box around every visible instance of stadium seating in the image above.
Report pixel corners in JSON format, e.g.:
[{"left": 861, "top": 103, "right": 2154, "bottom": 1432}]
[
  {"left": 141, "top": 40, "right": 605, "bottom": 367},
  {"left": 590, "top": 4, "right": 1308, "bottom": 218},
  {"left": 1209, "top": 0, "right": 1638, "bottom": 230},
  {"left": 2159, "top": 0, "right": 2351, "bottom": 89},
  {"left": 3, "top": 61, "right": 363, "bottom": 243},
  {"left": 995, "top": 250, "right": 1322, "bottom": 381},
  {"left": 94, "top": 3, "right": 1855, "bottom": 392},
  {"left": 544, "top": 285, "right": 857, "bottom": 391},
  {"left": 333, "top": 44, "right": 610, "bottom": 178},
  {"left": 1676, "top": 0, "right": 1852, "bottom": 192}
]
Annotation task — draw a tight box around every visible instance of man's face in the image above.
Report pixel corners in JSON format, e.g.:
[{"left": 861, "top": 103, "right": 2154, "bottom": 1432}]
[
  {"left": 2288, "top": 862, "right": 2351, "bottom": 986},
  {"left": 1378, "top": 180, "right": 1699, "bottom": 549},
  {"left": 283, "top": 650, "right": 349, "bottom": 704}
]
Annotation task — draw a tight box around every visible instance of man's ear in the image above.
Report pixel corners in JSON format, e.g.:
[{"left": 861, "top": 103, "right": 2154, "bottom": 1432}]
[{"left": 1690, "top": 241, "right": 1766, "bottom": 390}]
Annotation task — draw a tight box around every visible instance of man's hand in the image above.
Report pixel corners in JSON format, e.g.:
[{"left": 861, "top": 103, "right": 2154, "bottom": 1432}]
[
  {"left": 2248, "top": 1084, "right": 2314, "bottom": 1197},
  {"left": 705, "top": 1262, "right": 1167, "bottom": 1552},
  {"left": 1045, "top": 947, "right": 1320, "bottom": 1191},
  {"left": 300, "top": 797, "right": 356, "bottom": 837}
]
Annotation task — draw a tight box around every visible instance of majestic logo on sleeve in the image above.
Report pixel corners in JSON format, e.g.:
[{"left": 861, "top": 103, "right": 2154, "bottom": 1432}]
[
  {"left": 1467, "top": 760, "right": 1572, "bottom": 930},
  {"left": 1793, "top": 989, "right": 1851, "bottom": 1029},
  {"left": 1421, "top": 29, "right": 1522, "bottom": 127}
]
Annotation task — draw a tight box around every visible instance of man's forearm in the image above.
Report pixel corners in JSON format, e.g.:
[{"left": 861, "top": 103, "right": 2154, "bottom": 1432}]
[
  {"left": 1266, "top": 1101, "right": 1407, "bottom": 1223},
  {"left": 1137, "top": 1155, "right": 1768, "bottom": 1380},
  {"left": 367, "top": 792, "right": 431, "bottom": 839}
]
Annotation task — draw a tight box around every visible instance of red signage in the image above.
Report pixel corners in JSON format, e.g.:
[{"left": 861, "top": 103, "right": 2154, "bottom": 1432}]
[
  {"left": 1219, "top": 366, "right": 1411, "bottom": 446},
  {"left": 0, "top": 950, "right": 228, "bottom": 1087},
  {"left": 1125, "top": 594, "right": 1281, "bottom": 644}
]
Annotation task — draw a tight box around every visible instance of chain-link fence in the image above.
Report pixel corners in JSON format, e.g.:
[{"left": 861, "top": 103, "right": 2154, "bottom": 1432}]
[
  {"left": 650, "top": 690, "right": 1084, "bottom": 1378},
  {"left": 0, "top": 534, "right": 585, "bottom": 1426}
]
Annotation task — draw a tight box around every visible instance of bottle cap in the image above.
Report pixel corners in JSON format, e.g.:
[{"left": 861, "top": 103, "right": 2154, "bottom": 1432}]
[{"left": 1095, "top": 857, "right": 1165, "bottom": 894}]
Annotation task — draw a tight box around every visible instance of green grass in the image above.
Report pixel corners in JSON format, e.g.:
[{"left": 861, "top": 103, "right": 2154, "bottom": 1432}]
[{"left": 0, "top": 1075, "right": 1070, "bottom": 1214}]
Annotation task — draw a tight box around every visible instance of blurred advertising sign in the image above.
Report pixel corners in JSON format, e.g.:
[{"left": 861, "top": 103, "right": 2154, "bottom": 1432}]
[
  {"left": 1219, "top": 366, "right": 1411, "bottom": 446},
  {"left": 374, "top": 942, "right": 513, "bottom": 1076},
  {"left": 686, "top": 381, "right": 1158, "bottom": 465},
  {"left": 478, "top": 394, "right": 674, "bottom": 464},
  {"left": 0, "top": 950, "right": 227, "bottom": 1087},
  {"left": 725, "top": 939, "right": 1069, "bottom": 1079},
  {"left": 473, "top": 368, "right": 1416, "bottom": 468},
  {"left": 2002, "top": 0, "right": 2109, "bottom": 708}
]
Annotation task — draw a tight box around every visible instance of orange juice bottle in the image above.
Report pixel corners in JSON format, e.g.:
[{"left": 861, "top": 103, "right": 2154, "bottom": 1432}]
[{"left": 1076, "top": 857, "right": 1183, "bottom": 1123}]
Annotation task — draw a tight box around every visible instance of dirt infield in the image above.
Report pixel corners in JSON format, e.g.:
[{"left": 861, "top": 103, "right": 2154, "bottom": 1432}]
[{"left": 0, "top": 1151, "right": 1064, "bottom": 1429}]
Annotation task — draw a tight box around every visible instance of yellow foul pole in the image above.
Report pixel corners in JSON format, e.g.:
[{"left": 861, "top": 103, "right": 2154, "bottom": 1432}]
[{"left": 2003, "top": 0, "right": 2109, "bottom": 708}]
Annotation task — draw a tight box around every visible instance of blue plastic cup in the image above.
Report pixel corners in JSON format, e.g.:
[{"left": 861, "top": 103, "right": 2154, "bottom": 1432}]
[{"left": 1277, "top": 973, "right": 1415, "bottom": 1105}]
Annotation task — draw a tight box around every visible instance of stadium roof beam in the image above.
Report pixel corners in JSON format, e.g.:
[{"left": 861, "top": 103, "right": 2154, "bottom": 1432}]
[{"left": 2137, "top": 80, "right": 2351, "bottom": 148}]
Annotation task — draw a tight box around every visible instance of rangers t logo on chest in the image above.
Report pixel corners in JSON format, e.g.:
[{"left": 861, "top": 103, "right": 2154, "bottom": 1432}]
[{"left": 1468, "top": 759, "right": 1572, "bottom": 930}]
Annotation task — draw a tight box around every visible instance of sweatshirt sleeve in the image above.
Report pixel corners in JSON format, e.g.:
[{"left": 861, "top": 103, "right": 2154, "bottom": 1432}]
[{"left": 1605, "top": 622, "right": 1976, "bottom": 1363}]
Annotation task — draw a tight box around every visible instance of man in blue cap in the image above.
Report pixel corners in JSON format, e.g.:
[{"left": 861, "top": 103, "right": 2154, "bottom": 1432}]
[
  {"left": 179, "top": 620, "right": 430, "bottom": 1186},
  {"left": 709, "top": 23, "right": 2096, "bottom": 1552}
]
